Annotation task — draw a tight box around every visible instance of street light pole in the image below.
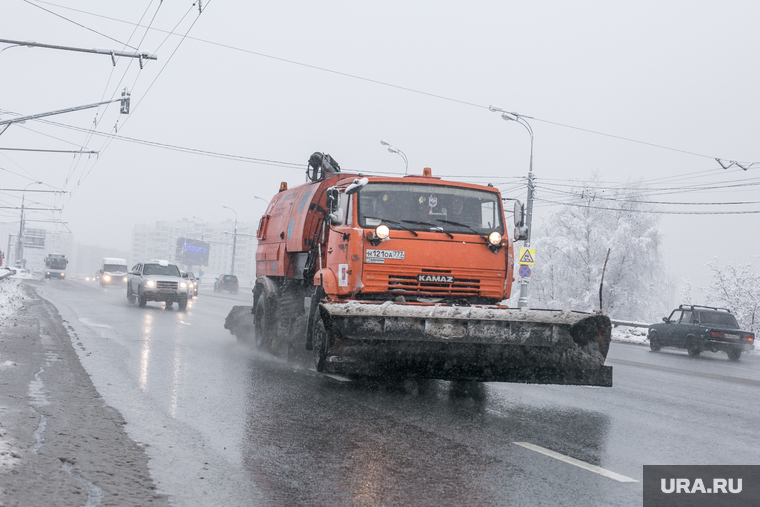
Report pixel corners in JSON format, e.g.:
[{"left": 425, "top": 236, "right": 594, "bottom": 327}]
[
  {"left": 16, "top": 181, "right": 42, "bottom": 267},
  {"left": 222, "top": 206, "right": 238, "bottom": 275},
  {"left": 192, "top": 215, "right": 207, "bottom": 241},
  {"left": 380, "top": 139, "right": 408, "bottom": 175},
  {"left": 489, "top": 106, "right": 535, "bottom": 308}
]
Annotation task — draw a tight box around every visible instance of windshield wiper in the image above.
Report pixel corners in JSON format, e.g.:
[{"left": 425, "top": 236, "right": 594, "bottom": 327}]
[
  {"left": 401, "top": 220, "right": 454, "bottom": 239},
  {"left": 435, "top": 219, "right": 484, "bottom": 237},
  {"left": 364, "top": 216, "right": 418, "bottom": 237}
]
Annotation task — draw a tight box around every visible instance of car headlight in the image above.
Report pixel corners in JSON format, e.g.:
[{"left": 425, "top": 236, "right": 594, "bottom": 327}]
[
  {"left": 123, "top": 277, "right": 128, "bottom": 282},
  {"left": 103, "top": 275, "right": 111, "bottom": 282},
  {"left": 488, "top": 231, "right": 502, "bottom": 246},
  {"left": 180, "top": 282, "right": 187, "bottom": 288},
  {"left": 376, "top": 224, "right": 390, "bottom": 239},
  {"left": 146, "top": 280, "right": 156, "bottom": 287}
]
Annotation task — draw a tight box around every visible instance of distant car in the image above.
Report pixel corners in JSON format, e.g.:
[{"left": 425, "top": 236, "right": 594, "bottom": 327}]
[
  {"left": 127, "top": 260, "right": 189, "bottom": 310},
  {"left": 182, "top": 271, "right": 198, "bottom": 297},
  {"left": 648, "top": 304, "right": 755, "bottom": 361},
  {"left": 214, "top": 274, "right": 239, "bottom": 294}
]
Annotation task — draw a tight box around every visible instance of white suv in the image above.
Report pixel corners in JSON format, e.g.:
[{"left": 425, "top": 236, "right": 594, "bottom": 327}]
[{"left": 127, "top": 260, "right": 189, "bottom": 310}]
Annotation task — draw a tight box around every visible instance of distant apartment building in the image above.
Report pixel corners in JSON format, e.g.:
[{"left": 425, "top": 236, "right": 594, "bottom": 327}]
[{"left": 131, "top": 218, "right": 257, "bottom": 282}]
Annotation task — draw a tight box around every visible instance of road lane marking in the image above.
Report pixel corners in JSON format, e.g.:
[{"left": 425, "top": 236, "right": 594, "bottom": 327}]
[
  {"left": 513, "top": 442, "right": 638, "bottom": 483},
  {"left": 78, "top": 318, "right": 111, "bottom": 329}
]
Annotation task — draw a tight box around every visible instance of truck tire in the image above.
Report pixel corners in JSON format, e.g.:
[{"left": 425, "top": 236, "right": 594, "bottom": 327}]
[
  {"left": 649, "top": 332, "right": 661, "bottom": 352},
  {"left": 178, "top": 297, "right": 188, "bottom": 311},
  {"left": 727, "top": 348, "right": 742, "bottom": 361},
  {"left": 686, "top": 337, "right": 701, "bottom": 357},
  {"left": 166, "top": 301, "right": 174, "bottom": 309},
  {"left": 138, "top": 290, "right": 147, "bottom": 307},
  {"left": 312, "top": 317, "right": 327, "bottom": 372},
  {"left": 254, "top": 294, "right": 275, "bottom": 352}
]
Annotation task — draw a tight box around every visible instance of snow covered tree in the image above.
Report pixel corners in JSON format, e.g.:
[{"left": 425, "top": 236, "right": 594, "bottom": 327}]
[
  {"left": 523, "top": 175, "right": 665, "bottom": 321},
  {"left": 706, "top": 259, "right": 760, "bottom": 335}
]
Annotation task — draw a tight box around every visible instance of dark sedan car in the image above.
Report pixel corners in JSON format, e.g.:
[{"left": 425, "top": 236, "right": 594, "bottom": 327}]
[
  {"left": 648, "top": 305, "right": 755, "bottom": 361},
  {"left": 214, "top": 274, "right": 239, "bottom": 294}
]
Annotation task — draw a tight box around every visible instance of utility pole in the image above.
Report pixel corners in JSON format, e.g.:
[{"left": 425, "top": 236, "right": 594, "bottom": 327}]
[
  {"left": 489, "top": 106, "right": 535, "bottom": 308},
  {"left": 223, "top": 206, "right": 238, "bottom": 275},
  {"left": 16, "top": 182, "right": 42, "bottom": 267}
]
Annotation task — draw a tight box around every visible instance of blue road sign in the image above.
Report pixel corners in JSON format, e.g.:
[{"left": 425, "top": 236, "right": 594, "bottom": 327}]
[{"left": 519, "top": 265, "right": 531, "bottom": 278}]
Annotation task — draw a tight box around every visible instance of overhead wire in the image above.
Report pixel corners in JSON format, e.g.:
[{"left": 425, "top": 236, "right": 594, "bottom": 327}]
[
  {"left": 28, "top": 0, "right": 756, "bottom": 168},
  {"left": 21, "top": 0, "right": 138, "bottom": 49}
]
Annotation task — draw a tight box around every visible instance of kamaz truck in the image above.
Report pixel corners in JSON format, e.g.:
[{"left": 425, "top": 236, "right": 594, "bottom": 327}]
[{"left": 226, "top": 152, "right": 612, "bottom": 385}]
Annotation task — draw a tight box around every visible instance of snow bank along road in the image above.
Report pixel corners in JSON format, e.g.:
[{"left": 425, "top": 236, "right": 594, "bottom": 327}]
[
  {"left": 0, "top": 279, "right": 168, "bottom": 506},
  {"left": 2, "top": 277, "right": 760, "bottom": 506}
]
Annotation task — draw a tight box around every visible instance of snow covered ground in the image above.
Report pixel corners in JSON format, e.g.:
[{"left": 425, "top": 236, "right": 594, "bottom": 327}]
[{"left": 0, "top": 278, "right": 29, "bottom": 325}]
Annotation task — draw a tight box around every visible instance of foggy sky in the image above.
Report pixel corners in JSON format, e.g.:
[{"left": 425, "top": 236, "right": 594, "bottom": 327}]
[{"left": 1, "top": 0, "right": 758, "bottom": 298}]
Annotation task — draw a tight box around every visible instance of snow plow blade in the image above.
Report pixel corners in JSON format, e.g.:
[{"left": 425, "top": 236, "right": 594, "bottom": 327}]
[{"left": 319, "top": 302, "right": 612, "bottom": 386}]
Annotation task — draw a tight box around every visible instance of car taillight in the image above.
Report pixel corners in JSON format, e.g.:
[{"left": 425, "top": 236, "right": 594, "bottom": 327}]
[
  {"left": 711, "top": 331, "right": 724, "bottom": 338},
  {"left": 744, "top": 334, "right": 754, "bottom": 342}
]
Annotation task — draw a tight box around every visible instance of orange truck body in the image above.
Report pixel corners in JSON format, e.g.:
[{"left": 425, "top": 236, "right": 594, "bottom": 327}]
[{"left": 245, "top": 156, "right": 612, "bottom": 385}]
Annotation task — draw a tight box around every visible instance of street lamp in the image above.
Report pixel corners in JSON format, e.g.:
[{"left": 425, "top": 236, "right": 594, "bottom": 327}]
[
  {"left": 16, "top": 181, "right": 42, "bottom": 267},
  {"left": 380, "top": 139, "right": 408, "bottom": 175},
  {"left": 192, "top": 215, "right": 207, "bottom": 241},
  {"left": 222, "top": 205, "right": 238, "bottom": 275},
  {"left": 253, "top": 195, "right": 269, "bottom": 206},
  {"left": 489, "top": 105, "right": 535, "bottom": 308}
]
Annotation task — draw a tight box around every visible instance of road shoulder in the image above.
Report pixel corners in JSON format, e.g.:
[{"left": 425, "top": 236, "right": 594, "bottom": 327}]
[{"left": 0, "top": 281, "right": 168, "bottom": 506}]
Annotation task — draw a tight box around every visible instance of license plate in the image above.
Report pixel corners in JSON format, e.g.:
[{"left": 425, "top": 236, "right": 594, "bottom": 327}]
[{"left": 365, "top": 249, "right": 405, "bottom": 263}]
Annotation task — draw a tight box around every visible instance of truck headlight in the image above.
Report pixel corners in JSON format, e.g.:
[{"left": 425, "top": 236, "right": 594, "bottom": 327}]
[
  {"left": 146, "top": 280, "right": 156, "bottom": 287},
  {"left": 488, "top": 231, "right": 502, "bottom": 246},
  {"left": 103, "top": 275, "right": 111, "bottom": 282},
  {"left": 123, "top": 277, "right": 128, "bottom": 282},
  {"left": 376, "top": 224, "right": 390, "bottom": 239}
]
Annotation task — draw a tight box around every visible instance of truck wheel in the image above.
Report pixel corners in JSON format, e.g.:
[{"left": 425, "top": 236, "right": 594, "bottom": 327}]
[
  {"left": 254, "top": 295, "right": 275, "bottom": 352},
  {"left": 727, "top": 348, "right": 742, "bottom": 361},
  {"left": 686, "top": 338, "right": 701, "bottom": 357},
  {"left": 138, "top": 290, "right": 147, "bottom": 307},
  {"left": 166, "top": 301, "right": 174, "bottom": 310},
  {"left": 312, "top": 317, "right": 328, "bottom": 372},
  {"left": 649, "top": 332, "right": 661, "bottom": 352},
  {"left": 178, "top": 298, "right": 188, "bottom": 311}
]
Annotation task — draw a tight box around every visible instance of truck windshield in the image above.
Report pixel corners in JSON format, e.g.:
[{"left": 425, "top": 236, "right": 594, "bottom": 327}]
[
  {"left": 698, "top": 311, "right": 739, "bottom": 328},
  {"left": 143, "top": 264, "right": 181, "bottom": 277},
  {"left": 357, "top": 183, "right": 503, "bottom": 234},
  {"left": 104, "top": 264, "right": 128, "bottom": 273}
]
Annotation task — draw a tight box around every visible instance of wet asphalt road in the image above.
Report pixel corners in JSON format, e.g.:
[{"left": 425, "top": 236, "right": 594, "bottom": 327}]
[{"left": 31, "top": 279, "right": 760, "bottom": 506}]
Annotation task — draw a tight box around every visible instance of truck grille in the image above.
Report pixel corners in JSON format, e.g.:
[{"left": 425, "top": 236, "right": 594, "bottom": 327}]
[
  {"left": 157, "top": 281, "right": 178, "bottom": 291},
  {"left": 388, "top": 269, "right": 480, "bottom": 296}
]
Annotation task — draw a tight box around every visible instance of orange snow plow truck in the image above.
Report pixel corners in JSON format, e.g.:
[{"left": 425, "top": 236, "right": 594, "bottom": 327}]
[{"left": 228, "top": 152, "right": 612, "bottom": 386}]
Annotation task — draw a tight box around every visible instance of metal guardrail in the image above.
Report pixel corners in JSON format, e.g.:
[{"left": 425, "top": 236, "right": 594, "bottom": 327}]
[{"left": 610, "top": 319, "right": 651, "bottom": 329}]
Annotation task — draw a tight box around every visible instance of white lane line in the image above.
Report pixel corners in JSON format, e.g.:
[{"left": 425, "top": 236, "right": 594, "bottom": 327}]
[{"left": 513, "top": 442, "right": 638, "bottom": 483}]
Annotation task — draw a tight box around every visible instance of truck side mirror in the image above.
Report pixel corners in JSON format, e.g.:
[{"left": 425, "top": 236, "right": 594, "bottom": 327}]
[
  {"left": 345, "top": 177, "right": 368, "bottom": 195},
  {"left": 513, "top": 200, "right": 525, "bottom": 227},
  {"left": 326, "top": 187, "right": 339, "bottom": 212}
]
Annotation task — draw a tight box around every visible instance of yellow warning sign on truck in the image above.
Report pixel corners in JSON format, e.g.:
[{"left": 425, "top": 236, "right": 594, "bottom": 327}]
[{"left": 518, "top": 247, "right": 536, "bottom": 265}]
